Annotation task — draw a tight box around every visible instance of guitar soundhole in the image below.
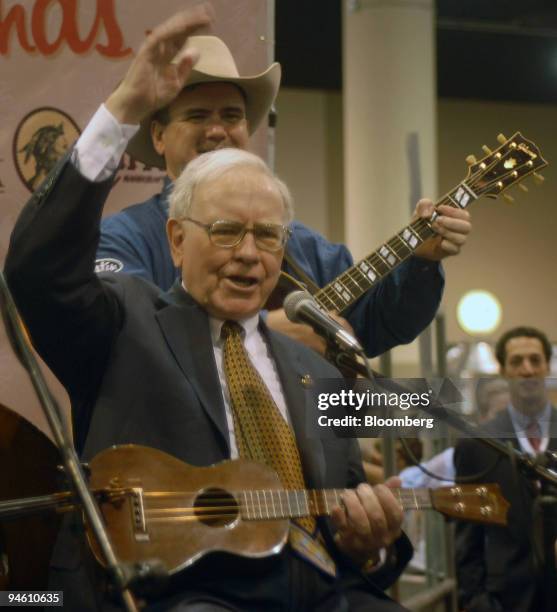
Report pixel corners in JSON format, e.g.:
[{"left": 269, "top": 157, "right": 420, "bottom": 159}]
[{"left": 194, "top": 488, "right": 238, "bottom": 527}]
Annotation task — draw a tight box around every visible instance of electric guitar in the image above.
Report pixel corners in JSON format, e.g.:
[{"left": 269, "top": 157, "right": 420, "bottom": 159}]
[
  {"left": 267, "top": 132, "right": 547, "bottom": 310},
  {"left": 0, "top": 445, "right": 510, "bottom": 574}
]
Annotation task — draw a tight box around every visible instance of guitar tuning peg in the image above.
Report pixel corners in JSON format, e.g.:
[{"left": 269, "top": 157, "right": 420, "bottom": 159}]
[
  {"left": 503, "top": 194, "right": 514, "bottom": 204},
  {"left": 466, "top": 155, "right": 477, "bottom": 165},
  {"left": 482, "top": 145, "right": 492, "bottom": 155},
  {"left": 497, "top": 134, "right": 507, "bottom": 144},
  {"left": 533, "top": 173, "right": 545, "bottom": 185},
  {"left": 518, "top": 184, "right": 528, "bottom": 192}
]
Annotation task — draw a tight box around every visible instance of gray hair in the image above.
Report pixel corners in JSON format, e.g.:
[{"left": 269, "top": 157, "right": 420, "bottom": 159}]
[{"left": 168, "top": 148, "right": 294, "bottom": 223}]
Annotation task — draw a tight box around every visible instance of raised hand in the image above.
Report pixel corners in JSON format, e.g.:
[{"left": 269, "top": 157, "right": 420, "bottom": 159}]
[{"left": 106, "top": 3, "right": 214, "bottom": 125}]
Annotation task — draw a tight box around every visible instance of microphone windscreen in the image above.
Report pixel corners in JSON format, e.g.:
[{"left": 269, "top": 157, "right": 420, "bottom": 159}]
[{"left": 283, "top": 290, "right": 312, "bottom": 321}]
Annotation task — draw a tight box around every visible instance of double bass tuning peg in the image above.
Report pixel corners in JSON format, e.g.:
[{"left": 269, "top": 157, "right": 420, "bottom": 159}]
[
  {"left": 503, "top": 194, "right": 514, "bottom": 204},
  {"left": 465, "top": 155, "right": 477, "bottom": 166},
  {"left": 497, "top": 133, "right": 508, "bottom": 144}
]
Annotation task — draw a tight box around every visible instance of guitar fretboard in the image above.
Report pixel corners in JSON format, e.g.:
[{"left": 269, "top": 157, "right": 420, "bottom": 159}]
[
  {"left": 239, "top": 487, "right": 432, "bottom": 521},
  {"left": 315, "top": 182, "right": 477, "bottom": 314}
]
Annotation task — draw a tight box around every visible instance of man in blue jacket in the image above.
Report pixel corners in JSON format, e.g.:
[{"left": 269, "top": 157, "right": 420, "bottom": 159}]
[{"left": 89, "top": 8, "right": 471, "bottom": 358}]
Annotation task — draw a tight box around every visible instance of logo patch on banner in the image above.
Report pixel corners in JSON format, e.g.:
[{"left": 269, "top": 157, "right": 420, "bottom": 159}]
[
  {"left": 95, "top": 258, "right": 124, "bottom": 273},
  {"left": 13, "top": 107, "right": 81, "bottom": 192}
]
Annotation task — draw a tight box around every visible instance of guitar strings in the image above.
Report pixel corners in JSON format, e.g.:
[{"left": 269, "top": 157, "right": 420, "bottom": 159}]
[{"left": 86, "top": 486, "right": 502, "bottom": 525}]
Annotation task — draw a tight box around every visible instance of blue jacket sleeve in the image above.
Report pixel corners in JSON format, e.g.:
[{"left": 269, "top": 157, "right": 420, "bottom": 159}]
[
  {"left": 285, "top": 221, "right": 444, "bottom": 357},
  {"left": 96, "top": 193, "right": 178, "bottom": 292},
  {"left": 97, "top": 213, "right": 155, "bottom": 280}
]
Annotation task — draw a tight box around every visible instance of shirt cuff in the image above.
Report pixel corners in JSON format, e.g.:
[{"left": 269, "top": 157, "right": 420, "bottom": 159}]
[{"left": 72, "top": 104, "right": 139, "bottom": 182}]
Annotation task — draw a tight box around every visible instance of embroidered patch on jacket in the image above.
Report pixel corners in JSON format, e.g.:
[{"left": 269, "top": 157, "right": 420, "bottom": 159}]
[{"left": 95, "top": 258, "right": 124, "bottom": 273}]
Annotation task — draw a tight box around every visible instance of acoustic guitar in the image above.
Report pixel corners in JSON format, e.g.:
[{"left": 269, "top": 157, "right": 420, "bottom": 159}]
[
  {"left": 267, "top": 132, "right": 547, "bottom": 310},
  {"left": 0, "top": 445, "right": 510, "bottom": 575}
]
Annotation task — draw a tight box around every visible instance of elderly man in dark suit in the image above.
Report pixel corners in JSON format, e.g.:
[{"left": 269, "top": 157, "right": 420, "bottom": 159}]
[
  {"left": 454, "top": 326, "right": 557, "bottom": 612},
  {"left": 5, "top": 8, "right": 417, "bottom": 610}
]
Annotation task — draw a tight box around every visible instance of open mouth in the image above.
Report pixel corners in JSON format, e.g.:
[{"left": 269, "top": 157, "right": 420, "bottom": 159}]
[{"left": 226, "top": 275, "right": 258, "bottom": 289}]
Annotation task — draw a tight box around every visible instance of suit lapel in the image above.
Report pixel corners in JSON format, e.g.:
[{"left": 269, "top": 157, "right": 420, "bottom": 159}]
[
  {"left": 155, "top": 285, "right": 230, "bottom": 453},
  {"left": 154, "top": 288, "right": 329, "bottom": 481},
  {"left": 261, "top": 323, "right": 327, "bottom": 489}
]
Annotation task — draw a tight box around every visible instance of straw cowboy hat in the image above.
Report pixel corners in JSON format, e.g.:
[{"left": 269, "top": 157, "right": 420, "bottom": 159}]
[{"left": 127, "top": 35, "right": 281, "bottom": 168}]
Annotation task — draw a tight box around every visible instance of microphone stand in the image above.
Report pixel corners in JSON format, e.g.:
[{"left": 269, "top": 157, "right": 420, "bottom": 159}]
[
  {"left": 328, "top": 345, "right": 557, "bottom": 589},
  {"left": 0, "top": 271, "right": 140, "bottom": 612}
]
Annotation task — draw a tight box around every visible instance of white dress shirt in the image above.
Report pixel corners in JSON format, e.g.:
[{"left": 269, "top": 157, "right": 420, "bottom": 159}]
[
  {"left": 73, "top": 104, "right": 138, "bottom": 181},
  {"left": 508, "top": 403, "right": 551, "bottom": 455}
]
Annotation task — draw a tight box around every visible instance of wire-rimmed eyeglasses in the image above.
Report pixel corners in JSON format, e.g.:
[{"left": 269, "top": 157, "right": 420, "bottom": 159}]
[{"left": 182, "top": 217, "right": 291, "bottom": 252}]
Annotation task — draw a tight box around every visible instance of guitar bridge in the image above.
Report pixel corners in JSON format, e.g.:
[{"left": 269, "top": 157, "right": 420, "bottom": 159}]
[{"left": 130, "top": 487, "right": 149, "bottom": 541}]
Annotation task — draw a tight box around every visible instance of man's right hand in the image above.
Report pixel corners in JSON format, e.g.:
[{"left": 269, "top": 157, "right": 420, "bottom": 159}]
[{"left": 106, "top": 3, "right": 214, "bottom": 125}]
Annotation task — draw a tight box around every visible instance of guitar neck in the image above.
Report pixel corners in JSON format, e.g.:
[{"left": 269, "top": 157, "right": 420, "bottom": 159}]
[
  {"left": 314, "top": 183, "right": 475, "bottom": 314},
  {"left": 239, "top": 487, "right": 432, "bottom": 521}
]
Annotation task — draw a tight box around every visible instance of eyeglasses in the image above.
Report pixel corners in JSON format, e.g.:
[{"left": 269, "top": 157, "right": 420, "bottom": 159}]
[{"left": 182, "top": 217, "right": 291, "bottom": 252}]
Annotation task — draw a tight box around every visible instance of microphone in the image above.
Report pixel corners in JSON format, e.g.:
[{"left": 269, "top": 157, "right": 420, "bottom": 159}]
[{"left": 283, "top": 291, "right": 363, "bottom": 354}]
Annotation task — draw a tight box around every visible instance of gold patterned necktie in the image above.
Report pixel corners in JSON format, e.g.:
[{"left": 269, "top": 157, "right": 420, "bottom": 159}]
[{"left": 221, "top": 321, "right": 336, "bottom": 576}]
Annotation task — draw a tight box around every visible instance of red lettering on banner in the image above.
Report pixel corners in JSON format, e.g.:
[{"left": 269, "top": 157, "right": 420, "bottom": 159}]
[
  {"left": 1, "top": 0, "right": 132, "bottom": 57},
  {"left": 0, "top": 2, "right": 36, "bottom": 53}
]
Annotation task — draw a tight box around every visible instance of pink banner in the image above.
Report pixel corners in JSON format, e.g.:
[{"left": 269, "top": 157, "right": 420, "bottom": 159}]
[{"left": 0, "top": 0, "right": 271, "bottom": 435}]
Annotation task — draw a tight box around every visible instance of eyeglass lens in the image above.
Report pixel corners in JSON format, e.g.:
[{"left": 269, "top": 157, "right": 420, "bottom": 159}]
[{"left": 210, "top": 221, "right": 286, "bottom": 250}]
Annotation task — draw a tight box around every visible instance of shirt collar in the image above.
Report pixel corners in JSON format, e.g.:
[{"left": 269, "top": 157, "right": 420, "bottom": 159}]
[
  {"left": 210, "top": 315, "right": 259, "bottom": 346},
  {"left": 181, "top": 280, "right": 260, "bottom": 345},
  {"left": 508, "top": 402, "right": 551, "bottom": 431}
]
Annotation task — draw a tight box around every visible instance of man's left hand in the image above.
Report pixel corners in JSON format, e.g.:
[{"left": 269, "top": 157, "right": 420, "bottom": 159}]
[
  {"left": 413, "top": 200, "right": 471, "bottom": 261},
  {"left": 331, "top": 477, "right": 403, "bottom": 567}
]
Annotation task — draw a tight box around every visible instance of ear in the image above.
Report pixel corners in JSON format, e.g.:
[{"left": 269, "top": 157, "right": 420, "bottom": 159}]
[
  {"left": 151, "top": 120, "right": 166, "bottom": 157},
  {"left": 167, "top": 218, "right": 186, "bottom": 267}
]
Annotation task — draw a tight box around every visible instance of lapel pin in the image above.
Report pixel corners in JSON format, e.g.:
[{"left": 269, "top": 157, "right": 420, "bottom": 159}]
[{"left": 300, "top": 374, "right": 314, "bottom": 388}]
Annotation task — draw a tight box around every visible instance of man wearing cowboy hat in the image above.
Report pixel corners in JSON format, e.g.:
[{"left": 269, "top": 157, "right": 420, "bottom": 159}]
[{"left": 83, "top": 7, "right": 471, "bottom": 358}]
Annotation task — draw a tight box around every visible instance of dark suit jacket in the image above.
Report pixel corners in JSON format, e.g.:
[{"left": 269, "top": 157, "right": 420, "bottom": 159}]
[
  {"left": 454, "top": 408, "right": 557, "bottom": 612},
  {"left": 5, "top": 160, "right": 411, "bottom": 609}
]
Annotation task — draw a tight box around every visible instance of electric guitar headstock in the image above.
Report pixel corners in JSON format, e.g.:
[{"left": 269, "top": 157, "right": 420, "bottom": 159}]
[{"left": 463, "top": 132, "right": 548, "bottom": 203}]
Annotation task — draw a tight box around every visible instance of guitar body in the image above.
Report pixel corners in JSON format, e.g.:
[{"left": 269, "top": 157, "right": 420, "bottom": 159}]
[
  {"left": 87, "top": 445, "right": 289, "bottom": 575},
  {"left": 0, "top": 404, "right": 61, "bottom": 589},
  {"left": 80, "top": 445, "right": 508, "bottom": 575}
]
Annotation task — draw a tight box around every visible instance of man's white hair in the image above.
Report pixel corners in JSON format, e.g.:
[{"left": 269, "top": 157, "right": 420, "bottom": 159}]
[{"left": 168, "top": 148, "right": 294, "bottom": 223}]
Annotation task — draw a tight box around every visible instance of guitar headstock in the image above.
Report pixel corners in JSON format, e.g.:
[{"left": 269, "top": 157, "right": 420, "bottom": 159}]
[
  {"left": 431, "top": 484, "right": 509, "bottom": 526},
  {"left": 464, "top": 133, "right": 548, "bottom": 201}
]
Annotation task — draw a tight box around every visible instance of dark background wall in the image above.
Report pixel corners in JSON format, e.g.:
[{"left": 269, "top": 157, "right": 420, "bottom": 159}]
[{"left": 276, "top": 0, "right": 557, "bottom": 104}]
